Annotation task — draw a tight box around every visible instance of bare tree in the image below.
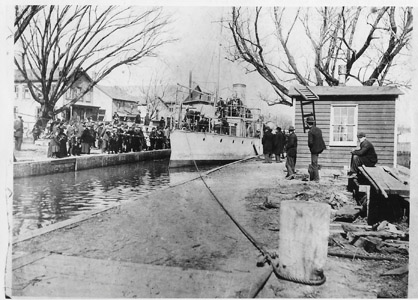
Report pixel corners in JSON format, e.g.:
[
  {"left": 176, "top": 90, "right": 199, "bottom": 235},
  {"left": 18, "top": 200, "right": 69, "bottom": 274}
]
[
  {"left": 14, "top": 5, "right": 45, "bottom": 43},
  {"left": 228, "top": 6, "right": 413, "bottom": 105},
  {"left": 228, "top": 7, "right": 292, "bottom": 106},
  {"left": 139, "top": 75, "right": 174, "bottom": 120},
  {"left": 15, "top": 5, "right": 175, "bottom": 125}
]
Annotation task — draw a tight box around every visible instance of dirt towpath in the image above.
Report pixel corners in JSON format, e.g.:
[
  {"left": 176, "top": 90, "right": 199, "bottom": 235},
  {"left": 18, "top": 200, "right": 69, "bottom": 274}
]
[{"left": 10, "top": 158, "right": 408, "bottom": 298}]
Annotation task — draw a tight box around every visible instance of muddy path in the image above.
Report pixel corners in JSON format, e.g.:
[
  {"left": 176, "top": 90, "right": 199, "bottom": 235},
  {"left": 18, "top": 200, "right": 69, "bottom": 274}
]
[{"left": 12, "top": 159, "right": 408, "bottom": 297}]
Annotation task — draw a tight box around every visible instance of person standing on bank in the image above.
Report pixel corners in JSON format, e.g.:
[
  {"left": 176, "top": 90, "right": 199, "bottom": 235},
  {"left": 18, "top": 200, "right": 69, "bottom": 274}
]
[
  {"left": 273, "top": 127, "right": 285, "bottom": 163},
  {"left": 306, "top": 116, "right": 327, "bottom": 182},
  {"left": 14, "top": 116, "right": 24, "bottom": 150},
  {"left": 349, "top": 132, "right": 378, "bottom": 176},
  {"left": 285, "top": 126, "right": 297, "bottom": 179},
  {"left": 262, "top": 126, "right": 274, "bottom": 163}
]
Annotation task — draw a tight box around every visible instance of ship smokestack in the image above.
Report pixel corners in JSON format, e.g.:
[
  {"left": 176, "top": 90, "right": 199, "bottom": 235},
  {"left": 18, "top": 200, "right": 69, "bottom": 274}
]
[{"left": 233, "top": 83, "right": 246, "bottom": 103}]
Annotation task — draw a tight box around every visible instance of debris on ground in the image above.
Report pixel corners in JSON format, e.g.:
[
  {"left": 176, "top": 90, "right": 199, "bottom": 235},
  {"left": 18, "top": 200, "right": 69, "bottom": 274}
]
[{"left": 332, "top": 205, "right": 361, "bottom": 222}]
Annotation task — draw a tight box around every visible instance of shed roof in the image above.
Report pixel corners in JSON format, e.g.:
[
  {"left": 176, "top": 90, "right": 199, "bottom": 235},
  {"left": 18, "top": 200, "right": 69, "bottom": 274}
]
[{"left": 288, "top": 85, "right": 404, "bottom": 97}]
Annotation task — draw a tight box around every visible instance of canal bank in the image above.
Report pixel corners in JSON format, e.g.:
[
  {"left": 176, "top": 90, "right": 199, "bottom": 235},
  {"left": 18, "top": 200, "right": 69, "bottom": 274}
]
[
  {"left": 9, "top": 159, "right": 408, "bottom": 298},
  {"left": 14, "top": 149, "right": 170, "bottom": 178},
  {"left": 13, "top": 138, "right": 170, "bottom": 178}
]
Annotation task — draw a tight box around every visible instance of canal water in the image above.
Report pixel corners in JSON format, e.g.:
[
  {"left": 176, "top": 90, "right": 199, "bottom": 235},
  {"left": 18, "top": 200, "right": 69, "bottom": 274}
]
[{"left": 13, "top": 158, "right": 224, "bottom": 237}]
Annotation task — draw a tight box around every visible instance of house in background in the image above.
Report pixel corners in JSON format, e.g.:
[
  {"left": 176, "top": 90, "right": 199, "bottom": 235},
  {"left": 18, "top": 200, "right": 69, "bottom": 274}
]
[
  {"left": 14, "top": 69, "right": 100, "bottom": 127},
  {"left": 14, "top": 69, "right": 58, "bottom": 129},
  {"left": 62, "top": 72, "right": 100, "bottom": 122},
  {"left": 14, "top": 68, "right": 144, "bottom": 127},
  {"left": 288, "top": 86, "right": 404, "bottom": 170},
  {"left": 125, "top": 84, "right": 183, "bottom": 127},
  {"left": 95, "top": 85, "right": 140, "bottom": 123}
]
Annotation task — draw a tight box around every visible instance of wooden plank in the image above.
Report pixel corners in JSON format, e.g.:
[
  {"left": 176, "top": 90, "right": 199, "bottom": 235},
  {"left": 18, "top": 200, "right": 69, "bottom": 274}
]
[
  {"left": 381, "top": 265, "right": 408, "bottom": 276},
  {"left": 351, "top": 231, "right": 405, "bottom": 239},
  {"left": 382, "top": 166, "right": 408, "bottom": 184},
  {"left": 364, "top": 167, "right": 409, "bottom": 194},
  {"left": 362, "top": 166, "right": 409, "bottom": 197},
  {"left": 360, "top": 166, "right": 388, "bottom": 198}
]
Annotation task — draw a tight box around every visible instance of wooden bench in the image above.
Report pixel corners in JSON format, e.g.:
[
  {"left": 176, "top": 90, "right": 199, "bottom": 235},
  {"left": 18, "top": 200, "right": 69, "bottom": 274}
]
[
  {"left": 359, "top": 166, "right": 409, "bottom": 199},
  {"left": 357, "top": 166, "right": 409, "bottom": 224}
]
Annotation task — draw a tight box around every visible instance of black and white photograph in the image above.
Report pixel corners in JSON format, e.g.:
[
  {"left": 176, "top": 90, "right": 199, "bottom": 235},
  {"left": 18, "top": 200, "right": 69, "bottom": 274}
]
[{"left": 1, "top": 1, "right": 417, "bottom": 298}]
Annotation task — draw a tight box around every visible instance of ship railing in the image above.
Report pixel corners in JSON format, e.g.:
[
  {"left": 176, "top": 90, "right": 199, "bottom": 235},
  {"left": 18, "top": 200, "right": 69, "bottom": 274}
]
[{"left": 177, "top": 112, "right": 261, "bottom": 138}]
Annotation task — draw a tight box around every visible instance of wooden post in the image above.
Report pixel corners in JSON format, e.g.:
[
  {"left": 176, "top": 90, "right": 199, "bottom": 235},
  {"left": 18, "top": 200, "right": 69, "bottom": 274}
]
[{"left": 277, "top": 201, "right": 330, "bottom": 282}]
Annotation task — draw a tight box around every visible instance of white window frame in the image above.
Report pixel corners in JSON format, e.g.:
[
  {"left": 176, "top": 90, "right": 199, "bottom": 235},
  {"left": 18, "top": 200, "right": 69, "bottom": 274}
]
[
  {"left": 329, "top": 104, "right": 358, "bottom": 146},
  {"left": 84, "top": 90, "right": 92, "bottom": 103},
  {"left": 15, "top": 85, "right": 20, "bottom": 99},
  {"left": 24, "top": 87, "right": 31, "bottom": 99}
]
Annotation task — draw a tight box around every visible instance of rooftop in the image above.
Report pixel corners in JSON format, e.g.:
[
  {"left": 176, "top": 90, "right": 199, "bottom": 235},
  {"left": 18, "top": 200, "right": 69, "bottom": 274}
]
[
  {"left": 97, "top": 85, "right": 139, "bottom": 103},
  {"left": 288, "top": 85, "right": 404, "bottom": 97}
]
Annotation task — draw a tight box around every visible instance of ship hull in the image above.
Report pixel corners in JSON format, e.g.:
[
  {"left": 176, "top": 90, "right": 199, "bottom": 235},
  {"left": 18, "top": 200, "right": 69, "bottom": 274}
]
[{"left": 169, "top": 130, "right": 262, "bottom": 168}]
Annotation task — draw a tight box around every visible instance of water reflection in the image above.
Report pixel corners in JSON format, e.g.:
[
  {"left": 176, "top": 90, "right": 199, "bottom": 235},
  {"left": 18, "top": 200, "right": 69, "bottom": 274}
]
[{"left": 13, "top": 159, "right": 222, "bottom": 237}]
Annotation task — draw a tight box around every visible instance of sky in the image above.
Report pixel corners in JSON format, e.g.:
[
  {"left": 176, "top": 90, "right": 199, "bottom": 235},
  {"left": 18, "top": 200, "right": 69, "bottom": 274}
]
[
  {"left": 101, "top": 6, "right": 294, "bottom": 120},
  {"left": 99, "top": 5, "right": 414, "bottom": 127}
]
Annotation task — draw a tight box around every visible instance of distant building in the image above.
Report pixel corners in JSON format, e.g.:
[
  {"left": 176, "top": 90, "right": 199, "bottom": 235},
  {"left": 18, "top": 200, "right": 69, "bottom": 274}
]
[
  {"left": 95, "top": 85, "right": 140, "bottom": 123},
  {"left": 288, "top": 86, "right": 404, "bottom": 169},
  {"left": 125, "top": 84, "right": 185, "bottom": 128},
  {"left": 64, "top": 72, "right": 100, "bottom": 122},
  {"left": 14, "top": 68, "right": 144, "bottom": 126},
  {"left": 14, "top": 68, "right": 99, "bottom": 126}
]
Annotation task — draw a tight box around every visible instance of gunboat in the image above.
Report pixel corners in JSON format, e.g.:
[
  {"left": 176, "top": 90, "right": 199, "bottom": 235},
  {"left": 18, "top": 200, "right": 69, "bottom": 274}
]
[{"left": 169, "top": 83, "right": 263, "bottom": 168}]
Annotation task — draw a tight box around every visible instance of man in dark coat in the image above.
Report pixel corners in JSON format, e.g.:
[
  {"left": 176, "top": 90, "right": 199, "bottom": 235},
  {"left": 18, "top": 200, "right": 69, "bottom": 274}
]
[
  {"left": 135, "top": 112, "right": 141, "bottom": 124},
  {"left": 262, "top": 127, "right": 274, "bottom": 163},
  {"left": 149, "top": 127, "right": 157, "bottom": 150},
  {"left": 14, "top": 116, "right": 24, "bottom": 150},
  {"left": 285, "top": 125, "right": 297, "bottom": 179},
  {"left": 57, "top": 127, "right": 68, "bottom": 158},
  {"left": 273, "top": 127, "right": 285, "bottom": 163},
  {"left": 350, "top": 132, "right": 378, "bottom": 176},
  {"left": 307, "top": 116, "right": 326, "bottom": 182}
]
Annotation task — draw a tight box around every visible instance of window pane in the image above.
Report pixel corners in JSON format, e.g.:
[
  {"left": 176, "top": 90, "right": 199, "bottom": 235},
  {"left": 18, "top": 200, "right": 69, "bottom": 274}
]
[
  {"left": 334, "top": 107, "right": 341, "bottom": 124},
  {"left": 341, "top": 107, "right": 347, "bottom": 119},
  {"left": 347, "top": 125, "right": 354, "bottom": 141},
  {"left": 347, "top": 107, "right": 355, "bottom": 124},
  {"left": 341, "top": 125, "right": 347, "bottom": 141},
  {"left": 331, "top": 105, "right": 357, "bottom": 144}
]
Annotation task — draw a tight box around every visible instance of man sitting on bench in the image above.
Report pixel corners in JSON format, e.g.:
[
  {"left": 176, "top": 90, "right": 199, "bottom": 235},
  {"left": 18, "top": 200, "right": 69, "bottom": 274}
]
[{"left": 349, "top": 132, "right": 378, "bottom": 177}]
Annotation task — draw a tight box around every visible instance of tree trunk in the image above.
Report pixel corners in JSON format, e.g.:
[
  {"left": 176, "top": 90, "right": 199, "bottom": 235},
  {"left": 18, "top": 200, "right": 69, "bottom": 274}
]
[{"left": 39, "top": 105, "right": 54, "bottom": 130}]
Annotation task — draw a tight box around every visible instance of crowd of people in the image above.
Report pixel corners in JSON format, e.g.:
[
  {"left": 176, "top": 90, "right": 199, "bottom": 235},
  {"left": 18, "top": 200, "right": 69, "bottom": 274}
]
[
  {"left": 261, "top": 116, "right": 378, "bottom": 182},
  {"left": 37, "top": 117, "right": 170, "bottom": 159},
  {"left": 20, "top": 113, "right": 379, "bottom": 179}
]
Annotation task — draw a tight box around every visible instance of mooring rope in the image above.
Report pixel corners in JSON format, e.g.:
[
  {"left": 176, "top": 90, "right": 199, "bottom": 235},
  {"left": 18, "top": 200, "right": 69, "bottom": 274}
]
[{"left": 183, "top": 131, "right": 326, "bottom": 287}]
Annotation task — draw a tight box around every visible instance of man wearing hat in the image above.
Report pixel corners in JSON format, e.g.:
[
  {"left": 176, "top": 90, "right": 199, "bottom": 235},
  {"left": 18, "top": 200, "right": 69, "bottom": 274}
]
[
  {"left": 349, "top": 132, "right": 378, "bottom": 176},
  {"left": 273, "top": 127, "right": 285, "bottom": 163},
  {"left": 285, "top": 125, "right": 297, "bottom": 179},
  {"left": 262, "top": 126, "right": 274, "bottom": 163},
  {"left": 306, "top": 116, "right": 326, "bottom": 182}
]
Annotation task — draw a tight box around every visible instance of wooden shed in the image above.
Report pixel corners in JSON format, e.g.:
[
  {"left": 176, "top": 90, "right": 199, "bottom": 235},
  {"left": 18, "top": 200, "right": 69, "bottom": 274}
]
[{"left": 288, "top": 86, "right": 403, "bottom": 170}]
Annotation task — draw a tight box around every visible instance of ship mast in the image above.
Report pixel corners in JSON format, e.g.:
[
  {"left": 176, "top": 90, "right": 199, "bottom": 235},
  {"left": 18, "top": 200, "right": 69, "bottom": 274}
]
[{"left": 214, "top": 17, "right": 223, "bottom": 108}]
